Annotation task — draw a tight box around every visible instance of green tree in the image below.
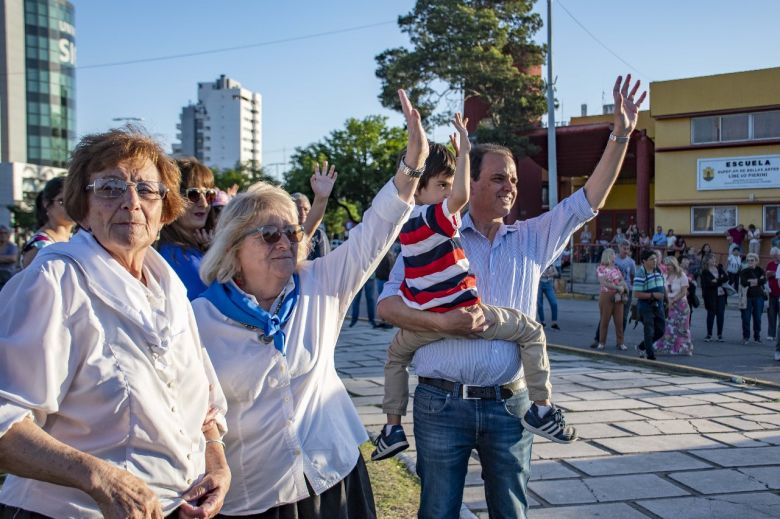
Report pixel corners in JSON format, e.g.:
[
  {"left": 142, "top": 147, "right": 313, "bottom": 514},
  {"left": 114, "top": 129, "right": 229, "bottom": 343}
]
[
  {"left": 375, "top": 0, "right": 547, "bottom": 157},
  {"left": 213, "top": 162, "right": 279, "bottom": 192},
  {"left": 284, "top": 116, "right": 406, "bottom": 231}
]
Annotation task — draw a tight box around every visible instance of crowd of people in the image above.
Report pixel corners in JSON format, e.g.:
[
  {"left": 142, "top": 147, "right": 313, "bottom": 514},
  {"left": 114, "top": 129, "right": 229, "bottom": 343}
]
[
  {"left": 0, "top": 75, "right": 663, "bottom": 519},
  {"left": 579, "top": 239, "right": 780, "bottom": 362}
]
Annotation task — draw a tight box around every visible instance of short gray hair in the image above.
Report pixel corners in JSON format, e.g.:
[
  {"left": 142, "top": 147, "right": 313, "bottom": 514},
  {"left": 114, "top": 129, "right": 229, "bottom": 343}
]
[
  {"left": 200, "top": 181, "right": 307, "bottom": 285},
  {"left": 771, "top": 247, "right": 780, "bottom": 257},
  {"left": 291, "top": 192, "right": 310, "bottom": 206}
]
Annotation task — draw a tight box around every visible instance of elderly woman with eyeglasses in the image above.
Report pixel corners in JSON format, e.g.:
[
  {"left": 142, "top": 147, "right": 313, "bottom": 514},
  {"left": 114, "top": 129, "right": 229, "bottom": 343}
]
[
  {"left": 0, "top": 128, "right": 230, "bottom": 518},
  {"left": 157, "top": 157, "right": 219, "bottom": 300},
  {"left": 190, "top": 90, "right": 425, "bottom": 518},
  {"left": 740, "top": 252, "right": 767, "bottom": 344}
]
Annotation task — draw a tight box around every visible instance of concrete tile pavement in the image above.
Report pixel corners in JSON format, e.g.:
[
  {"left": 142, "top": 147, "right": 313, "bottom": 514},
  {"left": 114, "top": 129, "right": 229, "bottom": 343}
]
[{"left": 335, "top": 321, "right": 780, "bottom": 519}]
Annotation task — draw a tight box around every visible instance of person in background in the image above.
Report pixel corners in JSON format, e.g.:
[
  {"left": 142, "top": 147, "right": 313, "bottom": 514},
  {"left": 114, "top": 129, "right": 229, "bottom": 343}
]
[
  {"left": 20, "top": 176, "right": 74, "bottom": 268},
  {"left": 699, "top": 243, "right": 713, "bottom": 266},
  {"left": 0, "top": 127, "right": 229, "bottom": 518},
  {"left": 727, "top": 246, "right": 743, "bottom": 289},
  {"left": 291, "top": 165, "right": 337, "bottom": 260},
  {"left": 665, "top": 229, "right": 677, "bottom": 256},
  {"left": 596, "top": 248, "right": 628, "bottom": 351},
  {"left": 625, "top": 223, "right": 638, "bottom": 246},
  {"left": 374, "top": 247, "right": 396, "bottom": 330},
  {"left": 685, "top": 247, "right": 702, "bottom": 282},
  {"left": 538, "top": 263, "right": 560, "bottom": 329},
  {"left": 740, "top": 252, "right": 767, "bottom": 344},
  {"left": 701, "top": 254, "right": 729, "bottom": 342},
  {"left": 589, "top": 241, "right": 634, "bottom": 348},
  {"left": 674, "top": 235, "right": 687, "bottom": 259},
  {"left": 579, "top": 226, "right": 593, "bottom": 262},
  {"left": 727, "top": 224, "right": 747, "bottom": 251},
  {"left": 0, "top": 225, "right": 18, "bottom": 289},
  {"left": 652, "top": 225, "right": 666, "bottom": 248},
  {"left": 766, "top": 248, "right": 780, "bottom": 341},
  {"left": 157, "top": 157, "right": 217, "bottom": 300},
  {"left": 747, "top": 224, "right": 761, "bottom": 255},
  {"left": 771, "top": 230, "right": 780, "bottom": 249},
  {"left": 211, "top": 189, "right": 231, "bottom": 226},
  {"left": 634, "top": 250, "right": 666, "bottom": 360},
  {"left": 611, "top": 226, "right": 627, "bottom": 246},
  {"left": 653, "top": 256, "right": 694, "bottom": 356},
  {"left": 680, "top": 256, "right": 698, "bottom": 325}
]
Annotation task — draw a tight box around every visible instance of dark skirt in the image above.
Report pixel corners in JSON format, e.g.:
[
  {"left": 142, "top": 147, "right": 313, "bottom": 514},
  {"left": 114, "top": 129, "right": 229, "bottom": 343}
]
[
  {"left": 218, "top": 455, "right": 376, "bottom": 519},
  {"left": 0, "top": 505, "right": 181, "bottom": 518}
]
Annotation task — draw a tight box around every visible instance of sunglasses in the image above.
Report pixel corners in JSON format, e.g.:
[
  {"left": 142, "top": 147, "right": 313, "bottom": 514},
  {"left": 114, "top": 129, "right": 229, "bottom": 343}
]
[
  {"left": 182, "top": 187, "right": 217, "bottom": 204},
  {"left": 86, "top": 178, "right": 168, "bottom": 200},
  {"left": 249, "top": 224, "right": 305, "bottom": 244}
]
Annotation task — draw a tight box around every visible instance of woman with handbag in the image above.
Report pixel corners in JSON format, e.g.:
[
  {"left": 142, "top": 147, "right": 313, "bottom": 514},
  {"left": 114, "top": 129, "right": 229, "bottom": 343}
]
[
  {"left": 653, "top": 256, "right": 694, "bottom": 355},
  {"left": 596, "top": 248, "right": 627, "bottom": 351},
  {"left": 700, "top": 254, "right": 729, "bottom": 342},
  {"left": 740, "top": 252, "right": 767, "bottom": 344}
]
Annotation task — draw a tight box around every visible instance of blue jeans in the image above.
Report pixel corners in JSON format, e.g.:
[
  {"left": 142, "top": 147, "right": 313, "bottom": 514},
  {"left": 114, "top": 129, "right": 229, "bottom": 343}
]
[
  {"left": 350, "top": 278, "right": 377, "bottom": 325},
  {"left": 537, "top": 280, "right": 558, "bottom": 323},
  {"left": 741, "top": 296, "right": 764, "bottom": 340},
  {"left": 414, "top": 383, "right": 533, "bottom": 519}
]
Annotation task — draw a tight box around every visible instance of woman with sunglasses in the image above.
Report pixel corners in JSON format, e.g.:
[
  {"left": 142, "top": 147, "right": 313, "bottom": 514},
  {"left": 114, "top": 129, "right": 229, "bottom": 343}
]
[
  {"left": 20, "top": 176, "right": 74, "bottom": 268},
  {"left": 191, "top": 90, "right": 426, "bottom": 518},
  {"left": 0, "top": 128, "right": 229, "bottom": 517},
  {"left": 158, "top": 157, "right": 218, "bottom": 300}
]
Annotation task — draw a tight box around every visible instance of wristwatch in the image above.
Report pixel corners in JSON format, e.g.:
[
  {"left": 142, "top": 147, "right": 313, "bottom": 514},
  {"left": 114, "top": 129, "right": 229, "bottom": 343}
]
[
  {"left": 609, "top": 133, "right": 630, "bottom": 144},
  {"left": 398, "top": 154, "right": 425, "bottom": 178}
]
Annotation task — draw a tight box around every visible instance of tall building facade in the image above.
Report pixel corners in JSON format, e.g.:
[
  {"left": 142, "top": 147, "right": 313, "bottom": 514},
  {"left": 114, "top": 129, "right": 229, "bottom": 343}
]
[
  {"left": 173, "top": 75, "right": 262, "bottom": 171},
  {"left": 0, "top": 0, "right": 75, "bottom": 227}
]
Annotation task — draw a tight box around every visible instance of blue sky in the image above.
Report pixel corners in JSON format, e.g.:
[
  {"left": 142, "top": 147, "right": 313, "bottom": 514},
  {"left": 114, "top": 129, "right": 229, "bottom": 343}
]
[{"left": 74, "top": 1, "right": 780, "bottom": 178}]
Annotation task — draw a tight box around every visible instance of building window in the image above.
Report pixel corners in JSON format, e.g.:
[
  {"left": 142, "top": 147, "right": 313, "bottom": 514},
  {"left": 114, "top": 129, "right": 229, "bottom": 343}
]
[
  {"left": 764, "top": 206, "right": 780, "bottom": 234},
  {"left": 691, "top": 206, "right": 738, "bottom": 234},
  {"left": 692, "top": 110, "right": 780, "bottom": 144}
]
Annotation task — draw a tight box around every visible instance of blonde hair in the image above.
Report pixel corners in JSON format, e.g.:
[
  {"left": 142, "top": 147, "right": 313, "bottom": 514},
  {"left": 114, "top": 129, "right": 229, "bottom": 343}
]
[
  {"left": 662, "top": 255, "right": 683, "bottom": 277},
  {"left": 600, "top": 248, "right": 616, "bottom": 266},
  {"left": 746, "top": 252, "right": 760, "bottom": 263},
  {"left": 199, "top": 181, "right": 308, "bottom": 285}
]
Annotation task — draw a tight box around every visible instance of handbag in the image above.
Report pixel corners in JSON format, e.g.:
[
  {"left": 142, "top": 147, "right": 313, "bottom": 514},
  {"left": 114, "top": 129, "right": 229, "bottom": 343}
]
[
  {"left": 613, "top": 292, "right": 622, "bottom": 303},
  {"left": 724, "top": 284, "right": 737, "bottom": 297}
]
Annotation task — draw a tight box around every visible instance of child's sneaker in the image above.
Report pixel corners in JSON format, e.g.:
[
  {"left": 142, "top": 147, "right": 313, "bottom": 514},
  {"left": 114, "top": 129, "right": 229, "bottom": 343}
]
[
  {"left": 370, "top": 425, "right": 409, "bottom": 461},
  {"left": 521, "top": 404, "right": 577, "bottom": 444}
]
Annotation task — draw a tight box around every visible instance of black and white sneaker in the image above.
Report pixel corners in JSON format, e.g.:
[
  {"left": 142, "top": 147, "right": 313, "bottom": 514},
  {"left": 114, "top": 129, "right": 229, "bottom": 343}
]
[
  {"left": 521, "top": 404, "right": 577, "bottom": 444},
  {"left": 370, "top": 425, "right": 409, "bottom": 461}
]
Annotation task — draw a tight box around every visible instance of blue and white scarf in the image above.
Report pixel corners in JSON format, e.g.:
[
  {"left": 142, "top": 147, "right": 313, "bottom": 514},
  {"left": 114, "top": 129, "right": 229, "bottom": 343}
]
[{"left": 202, "top": 274, "right": 300, "bottom": 356}]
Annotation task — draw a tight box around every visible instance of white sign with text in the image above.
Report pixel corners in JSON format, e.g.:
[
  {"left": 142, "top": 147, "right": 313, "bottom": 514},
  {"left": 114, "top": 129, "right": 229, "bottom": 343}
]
[{"left": 697, "top": 154, "right": 780, "bottom": 190}]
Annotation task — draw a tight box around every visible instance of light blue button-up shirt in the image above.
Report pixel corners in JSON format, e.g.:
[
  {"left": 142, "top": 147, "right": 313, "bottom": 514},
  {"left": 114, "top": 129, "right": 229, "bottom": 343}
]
[{"left": 379, "top": 189, "right": 596, "bottom": 386}]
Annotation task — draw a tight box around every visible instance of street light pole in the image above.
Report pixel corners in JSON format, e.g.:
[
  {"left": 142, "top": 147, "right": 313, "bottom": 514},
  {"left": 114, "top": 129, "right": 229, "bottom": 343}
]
[{"left": 546, "top": 0, "right": 558, "bottom": 209}]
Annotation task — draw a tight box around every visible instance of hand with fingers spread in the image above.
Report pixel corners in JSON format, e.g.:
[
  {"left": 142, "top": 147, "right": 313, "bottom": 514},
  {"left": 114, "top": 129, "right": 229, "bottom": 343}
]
[
  {"left": 612, "top": 74, "right": 647, "bottom": 137},
  {"left": 452, "top": 113, "right": 470, "bottom": 156},
  {"left": 194, "top": 228, "right": 214, "bottom": 248},
  {"left": 310, "top": 161, "right": 338, "bottom": 200}
]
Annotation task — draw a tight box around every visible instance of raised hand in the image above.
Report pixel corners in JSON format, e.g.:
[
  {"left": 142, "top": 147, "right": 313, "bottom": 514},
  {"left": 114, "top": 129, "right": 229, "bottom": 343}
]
[
  {"left": 452, "top": 113, "right": 470, "bottom": 155},
  {"left": 398, "top": 89, "right": 429, "bottom": 170},
  {"left": 612, "top": 74, "right": 647, "bottom": 137},
  {"left": 310, "top": 161, "right": 337, "bottom": 200},
  {"left": 449, "top": 132, "right": 459, "bottom": 157}
]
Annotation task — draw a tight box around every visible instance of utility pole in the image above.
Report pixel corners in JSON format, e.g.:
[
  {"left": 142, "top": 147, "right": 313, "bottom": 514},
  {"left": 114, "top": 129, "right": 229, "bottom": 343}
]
[{"left": 546, "top": 0, "right": 558, "bottom": 208}]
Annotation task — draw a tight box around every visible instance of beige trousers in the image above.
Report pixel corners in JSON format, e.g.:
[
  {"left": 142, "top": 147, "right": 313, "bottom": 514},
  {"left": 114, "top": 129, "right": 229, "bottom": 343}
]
[{"left": 382, "top": 303, "right": 551, "bottom": 416}]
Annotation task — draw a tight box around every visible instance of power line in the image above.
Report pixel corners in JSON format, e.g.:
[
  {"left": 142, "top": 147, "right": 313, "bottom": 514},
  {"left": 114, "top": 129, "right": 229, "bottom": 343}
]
[
  {"left": 556, "top": 1, "right": 651, "bottom": 80},
  {"left": 80, "top": 20, "right": 396, "bottom": 70},
  {"left": 1, "top": 20, "right": 396, "bottom": 75}
]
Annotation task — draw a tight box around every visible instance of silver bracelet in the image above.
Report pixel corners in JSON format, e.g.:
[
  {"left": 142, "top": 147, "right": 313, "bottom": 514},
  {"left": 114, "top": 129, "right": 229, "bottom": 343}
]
[
  {"left": 609, "top": 132, "right": 630, "bottom": 144},
  {"left": 205, "top": 439, "right": 226, "bottom": 449}
]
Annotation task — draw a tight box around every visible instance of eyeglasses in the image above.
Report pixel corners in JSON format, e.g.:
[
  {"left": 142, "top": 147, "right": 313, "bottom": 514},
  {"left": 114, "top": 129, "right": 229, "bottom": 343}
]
[
  {"left": 249, "top": 224, "right": 305, "bottom": 244},
  {"left": 182, "top": 187, "right": 217, "bottom": 204},
  {"left": 86, "top": 178, "right": 168, "bottom": 200}
]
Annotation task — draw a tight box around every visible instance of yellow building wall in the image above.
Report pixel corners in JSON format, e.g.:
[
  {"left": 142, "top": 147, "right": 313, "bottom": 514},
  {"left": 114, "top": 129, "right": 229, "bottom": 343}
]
[
  {"left": 601, "top": 183, "right": 656, "bottom": 210},
  {"left": 652, "top": 67, "right": 780, "bottom": 118}
]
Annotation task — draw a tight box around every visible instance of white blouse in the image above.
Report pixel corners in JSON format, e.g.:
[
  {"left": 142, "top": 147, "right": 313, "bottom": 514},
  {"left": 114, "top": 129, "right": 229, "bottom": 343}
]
[
  {"left": 0, "top": 230, "right": 227, "bottom": 518},
  {"left": 192, "top": 179, "right": 412, "bottom": 514},
  {"left": 666, "top": 272, "right": 689, "bottom": 300}
]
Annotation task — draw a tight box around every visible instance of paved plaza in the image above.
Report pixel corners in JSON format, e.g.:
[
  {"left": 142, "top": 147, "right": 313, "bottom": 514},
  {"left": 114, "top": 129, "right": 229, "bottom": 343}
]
[{"left": 336, "top": 322, "right": 780, "bottom": 518}]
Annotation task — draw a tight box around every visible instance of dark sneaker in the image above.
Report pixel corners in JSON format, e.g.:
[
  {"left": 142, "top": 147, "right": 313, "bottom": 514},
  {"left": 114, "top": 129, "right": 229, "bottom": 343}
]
[
  {"left": 371, "top": 425, "right": 409, "bottom": 461},
  {"left": 551, "top": 323, "right": 560, "bottom": 330},
  {"left": 704, "top": 336, "right": 712, "bottom": 342},
  {"left": 521, "top": 404, "right": 577, "bottom": 444}
]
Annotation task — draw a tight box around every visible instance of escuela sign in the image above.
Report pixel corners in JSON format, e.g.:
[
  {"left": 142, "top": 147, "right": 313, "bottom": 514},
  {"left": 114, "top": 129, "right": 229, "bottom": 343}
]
[{"left": 697, "top": 154, "right": 780, "bottom": 191}]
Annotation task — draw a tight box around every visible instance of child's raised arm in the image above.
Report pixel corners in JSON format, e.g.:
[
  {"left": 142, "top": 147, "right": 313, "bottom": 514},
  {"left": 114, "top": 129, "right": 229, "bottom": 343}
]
[{"left": 446, "top": 112, "right": 470, "bottom": 215}]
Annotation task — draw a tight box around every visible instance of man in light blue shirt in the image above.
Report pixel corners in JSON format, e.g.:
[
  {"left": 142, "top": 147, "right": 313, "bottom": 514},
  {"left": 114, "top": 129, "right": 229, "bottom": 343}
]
[
  {"left": 378, "top": 75, "right": 646, "bottom": 518},
  {"left": 652, "top": 225, "right": 667, "bottom": 247}
]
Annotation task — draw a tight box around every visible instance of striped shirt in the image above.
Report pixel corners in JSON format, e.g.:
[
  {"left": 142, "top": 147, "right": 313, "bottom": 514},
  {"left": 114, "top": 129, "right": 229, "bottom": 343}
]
[
  {"left": 633, "top": 266, "right": 665, "bottom": 308},
  {"left": 398, "top": 202, "right": 479, "bottom": 312},
  {"left": 379, "top": 188, "right": 596, "bottom": 385}
]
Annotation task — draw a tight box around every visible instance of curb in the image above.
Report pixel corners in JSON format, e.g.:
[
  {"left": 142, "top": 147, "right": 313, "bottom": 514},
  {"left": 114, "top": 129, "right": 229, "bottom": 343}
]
[{"left": 548, "top": 342, "right": 780, "bottom": 390}]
